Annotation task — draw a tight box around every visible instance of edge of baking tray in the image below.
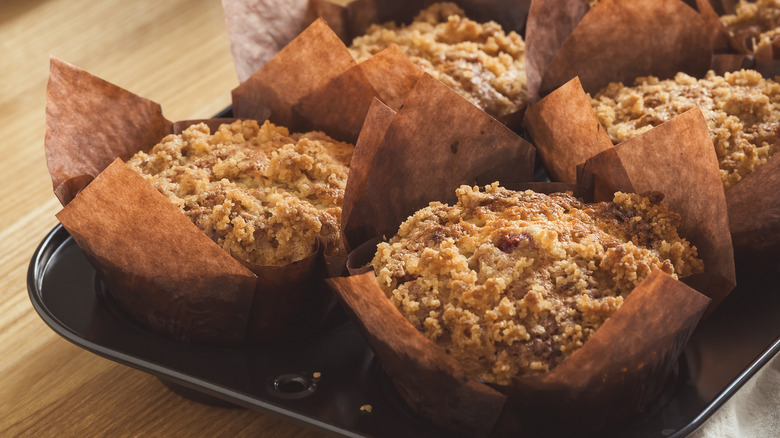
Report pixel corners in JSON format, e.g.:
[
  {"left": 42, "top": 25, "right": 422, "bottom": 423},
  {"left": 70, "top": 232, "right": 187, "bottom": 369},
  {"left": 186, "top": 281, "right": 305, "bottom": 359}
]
[
  {"left": 26, "top": 223, "right": 365, "bottom": 438},
  {"left": 672, "top": 337, "right": 780, "bottom": 437},
  {"left": 28, "top": 223, "right": 780, "bottom": 438}
]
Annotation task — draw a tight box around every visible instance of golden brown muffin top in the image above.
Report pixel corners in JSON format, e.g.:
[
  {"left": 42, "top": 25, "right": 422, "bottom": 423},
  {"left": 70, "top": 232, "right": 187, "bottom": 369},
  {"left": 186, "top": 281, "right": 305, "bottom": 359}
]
[
  {"left": 127, "top": 120, "right": 353, "bottom": 265},
  {"left": 721, "top": 0, "right": 780, "bottom": 52},
  {"left": 372, "top": 183, "right": 702, "bottom": 384},
  {"left": 591, "top": 70, "right": 780, "bottom": 190},
  {"left": 349, "top": 2, "right": 527, "bottom": 118}
]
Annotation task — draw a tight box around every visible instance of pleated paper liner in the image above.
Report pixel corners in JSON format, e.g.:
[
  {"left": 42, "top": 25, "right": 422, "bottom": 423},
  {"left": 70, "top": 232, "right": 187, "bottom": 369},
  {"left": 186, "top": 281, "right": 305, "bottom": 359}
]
[
  {"left": 45, "top": 57, "right": 341, "bottom": 345},
  {"left": 224, "top": 0, "right": 534, "bottom": 139},
  {"left": 339, "top": 76, "right": 536, "bottom": 252},
  {"left": 522, "top": 0, "right": 780, "bottom": 84},
  {"left": 524, "top": 0, "right": 717, "bottom": 101},
  {"left": 330, "top": 184, "right": 710, "bottom": 435}
]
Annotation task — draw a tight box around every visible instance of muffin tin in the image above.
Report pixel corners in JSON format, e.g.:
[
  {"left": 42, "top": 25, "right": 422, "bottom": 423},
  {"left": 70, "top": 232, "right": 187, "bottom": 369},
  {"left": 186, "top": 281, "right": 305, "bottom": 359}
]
[
  {"left": 31, "top": 96, "right": 780, "bottom": 436},
  {"left": 28, "top": 218, "right": 780, "bottom": 437}
]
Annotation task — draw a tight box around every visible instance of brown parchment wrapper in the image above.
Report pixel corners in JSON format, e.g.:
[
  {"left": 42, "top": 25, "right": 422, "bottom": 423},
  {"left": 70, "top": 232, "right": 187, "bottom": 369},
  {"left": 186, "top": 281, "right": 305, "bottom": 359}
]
[
  {"left": 525, "top": 0, "right": 715, "bottom": 99},
  {"left": 725, "top": 153, "right": 780, "bottom": 258},
  {"left": 230, "top": 18, "right": 357, "bottom": 132},
  {"left": 45, "top": 57, "right": 174, "bottom": 205},
  {"left": 340, "top": 98, "right": 397, "bottom": 248},
  {"left": 222, "top": 0, "right": 533, "bottom": 139},
  {"left": 330, "top": 178, "right": 711, "bottom": 434},
  {"left": 523, "top": 0, "right": 588, "bottom": 102},
  {"left": 340, "top": 73, "right": 536, "bottom": 252},
  {"left": 327, "top": 273, "right": 508, "bottom": 437},
  {"left": 230, "top": 17, "right": 422, "bottom": 143},
  {"left": 57, "top": 159, "right": 257, "bottom": 345},
  {"left": 44, "top": 57, "right": 340, "bottom": 345},
  {"left": 523, "top": 76, "right": 613, "bottom": 184},
  {"left": 294, "top": 44, "right": 424, "bottom": 144},
  {"left": 524, "top": 77, "right": 736, "bottom": 308}
]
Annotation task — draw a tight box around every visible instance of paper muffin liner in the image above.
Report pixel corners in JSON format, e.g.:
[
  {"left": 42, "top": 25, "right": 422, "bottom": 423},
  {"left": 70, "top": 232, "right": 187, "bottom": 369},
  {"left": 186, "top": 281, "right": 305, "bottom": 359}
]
[
  {"left": 339, "top": 75, "right": 537, "bottom": 252},
  {"left": 525, "top": 0, "right": 717, "bottom": 101},
  {"left": 321, "top": 65, "right": 710, "bottom": 434},
  {"left": 223, "top": 0, "right": 534, "bottom": 138},
  {"left": 330, "top": 183, "right": 709, "bottom": 435},
  {"left": 45, "top": 57, "right": 342, "bottom": 345}
]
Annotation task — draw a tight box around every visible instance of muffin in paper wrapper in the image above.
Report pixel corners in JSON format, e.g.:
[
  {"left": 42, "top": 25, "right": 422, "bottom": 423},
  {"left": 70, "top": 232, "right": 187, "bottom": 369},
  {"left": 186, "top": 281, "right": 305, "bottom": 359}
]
[
  {"left": 45, "top": 57, "right": 342, "bottom": 345},
  {"left": 522, "top": 0, "right": 778, "bottom": 262},
  {"left": 524, "top": 78, "right": 738, "bottom": 307},
  {"left": 524, "top": 73, "right": 776, "bottom": 266},
  {"left": 223, "top": 0, "right": 534, "bottom": 138},
  {"left": 326, "top": 73, "right": 712, "bottom": 436}
]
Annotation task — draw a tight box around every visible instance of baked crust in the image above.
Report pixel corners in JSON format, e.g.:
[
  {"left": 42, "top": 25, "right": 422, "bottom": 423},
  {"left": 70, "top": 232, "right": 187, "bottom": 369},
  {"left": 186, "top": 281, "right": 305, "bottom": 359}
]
[
  {"left": 591, "top": 70, "right": 780, "bottom": 190},
  {"left": 372, "top": 184, "right": 702, "bottom": 384},
  {"left": 349, "top": 2, "right": 527, "bottom": 118}
]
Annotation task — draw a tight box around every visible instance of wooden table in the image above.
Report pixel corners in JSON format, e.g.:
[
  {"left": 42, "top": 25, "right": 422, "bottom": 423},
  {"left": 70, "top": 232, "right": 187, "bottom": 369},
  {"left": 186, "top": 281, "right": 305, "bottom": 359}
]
[
  {"left": 0, "top": 0, "right": 320, "bottom": 436},
  {"left": 1, "top": 0, "right": 778, "bottom": 437}
]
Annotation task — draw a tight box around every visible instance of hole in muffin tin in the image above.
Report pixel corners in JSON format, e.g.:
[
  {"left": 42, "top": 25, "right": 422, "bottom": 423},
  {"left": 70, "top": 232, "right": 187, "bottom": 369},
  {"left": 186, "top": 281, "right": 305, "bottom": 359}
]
[{"left": 270, "top": 373, "right": 316, "bottom": 399}]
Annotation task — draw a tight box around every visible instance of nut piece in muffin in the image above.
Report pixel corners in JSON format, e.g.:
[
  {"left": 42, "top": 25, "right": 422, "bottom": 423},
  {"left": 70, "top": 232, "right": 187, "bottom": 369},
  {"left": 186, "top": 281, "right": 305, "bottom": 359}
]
[
  {"left": 590, "top": 70, "right": 780, "bottom": 190},
  {"left": 720, "top": 0, "right": 780, "bottom": 52},
  {"left": 371, "top": 183, "right": 703, "bottom": 385},
  {"left": 126, "top": 120, "right": 353, "bottom": 266},
  {"left": 348, "top": 2, "right": 527, "bottom": 118}
]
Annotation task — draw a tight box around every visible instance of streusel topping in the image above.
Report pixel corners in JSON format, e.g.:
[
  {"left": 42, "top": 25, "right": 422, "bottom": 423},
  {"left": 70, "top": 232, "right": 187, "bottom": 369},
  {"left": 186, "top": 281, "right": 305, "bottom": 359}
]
[
  {"left": 349, "top": 2, "right": 527, "bottom": 118},
  {"left": 372, "top": 184, "right": 702, "bottom": 384},
  {"left": 591, "top": 70, "right": 780, "bottom": 189},
  {"left": 127, "top": 120, "right": 352, "bottom": 265}
]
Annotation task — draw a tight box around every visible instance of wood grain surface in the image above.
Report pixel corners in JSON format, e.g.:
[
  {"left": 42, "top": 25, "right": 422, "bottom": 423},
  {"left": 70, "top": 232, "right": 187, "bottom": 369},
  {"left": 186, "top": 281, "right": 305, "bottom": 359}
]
[{"left": 0, "top": 0, "right": 323, "bottom": 436}]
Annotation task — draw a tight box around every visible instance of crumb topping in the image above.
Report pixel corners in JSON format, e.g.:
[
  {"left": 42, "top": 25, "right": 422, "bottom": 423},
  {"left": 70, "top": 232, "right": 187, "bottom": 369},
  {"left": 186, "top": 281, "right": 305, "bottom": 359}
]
[
  {"left": 591, "top": 70, "right": 780, "bottom": 190},
  {"left": 126, "top": 120, "right": 353, "bottom": 265},
  {"left": 349, "top": 2, "right": 527, "bottom": 118},
  {"left": 371, "top": 183, "right": 703, "bottom": 384},
  {"left": 721, "top": 0, "right": 780, "bottom": 52}
]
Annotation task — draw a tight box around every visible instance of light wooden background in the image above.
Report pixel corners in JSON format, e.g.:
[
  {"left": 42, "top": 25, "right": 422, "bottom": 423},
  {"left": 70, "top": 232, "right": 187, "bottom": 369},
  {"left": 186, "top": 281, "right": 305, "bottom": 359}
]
[
  {"left": 1, "top": 0, "right": 777, "bottom": 437},
  {"left": 0, "top": 0, "right": 323, "bottom": 436}
]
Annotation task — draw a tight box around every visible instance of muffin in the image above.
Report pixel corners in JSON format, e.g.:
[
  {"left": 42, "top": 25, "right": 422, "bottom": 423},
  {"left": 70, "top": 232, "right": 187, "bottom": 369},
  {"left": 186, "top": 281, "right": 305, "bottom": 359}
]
[
  {"left": 590, "top": 69, "right": 780, "bottom": 190},
  {"left": 126, "top": 119, "right": 353, "bottom": 266},
  {"left": 348, "top": 2, "right": 527, "bottom": 118},
  {"left": 720, "top": 0, "right": 780, "bottom": 52},
  {"left": 371, "top": 183, "right": 703, "bottom": 385}
]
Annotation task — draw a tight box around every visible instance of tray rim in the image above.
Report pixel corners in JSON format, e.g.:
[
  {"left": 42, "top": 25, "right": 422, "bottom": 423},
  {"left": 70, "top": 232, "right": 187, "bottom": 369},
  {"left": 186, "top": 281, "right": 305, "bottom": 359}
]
[{"left": 28, "top": 223, "right": 780, "bottom": 438}]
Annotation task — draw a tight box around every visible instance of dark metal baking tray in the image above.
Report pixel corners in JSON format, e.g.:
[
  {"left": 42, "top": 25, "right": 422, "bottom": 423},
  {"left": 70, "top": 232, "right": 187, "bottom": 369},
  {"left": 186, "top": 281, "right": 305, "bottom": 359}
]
[{"left": 28, "top": 221, "right": 780, "bottom": 438}]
